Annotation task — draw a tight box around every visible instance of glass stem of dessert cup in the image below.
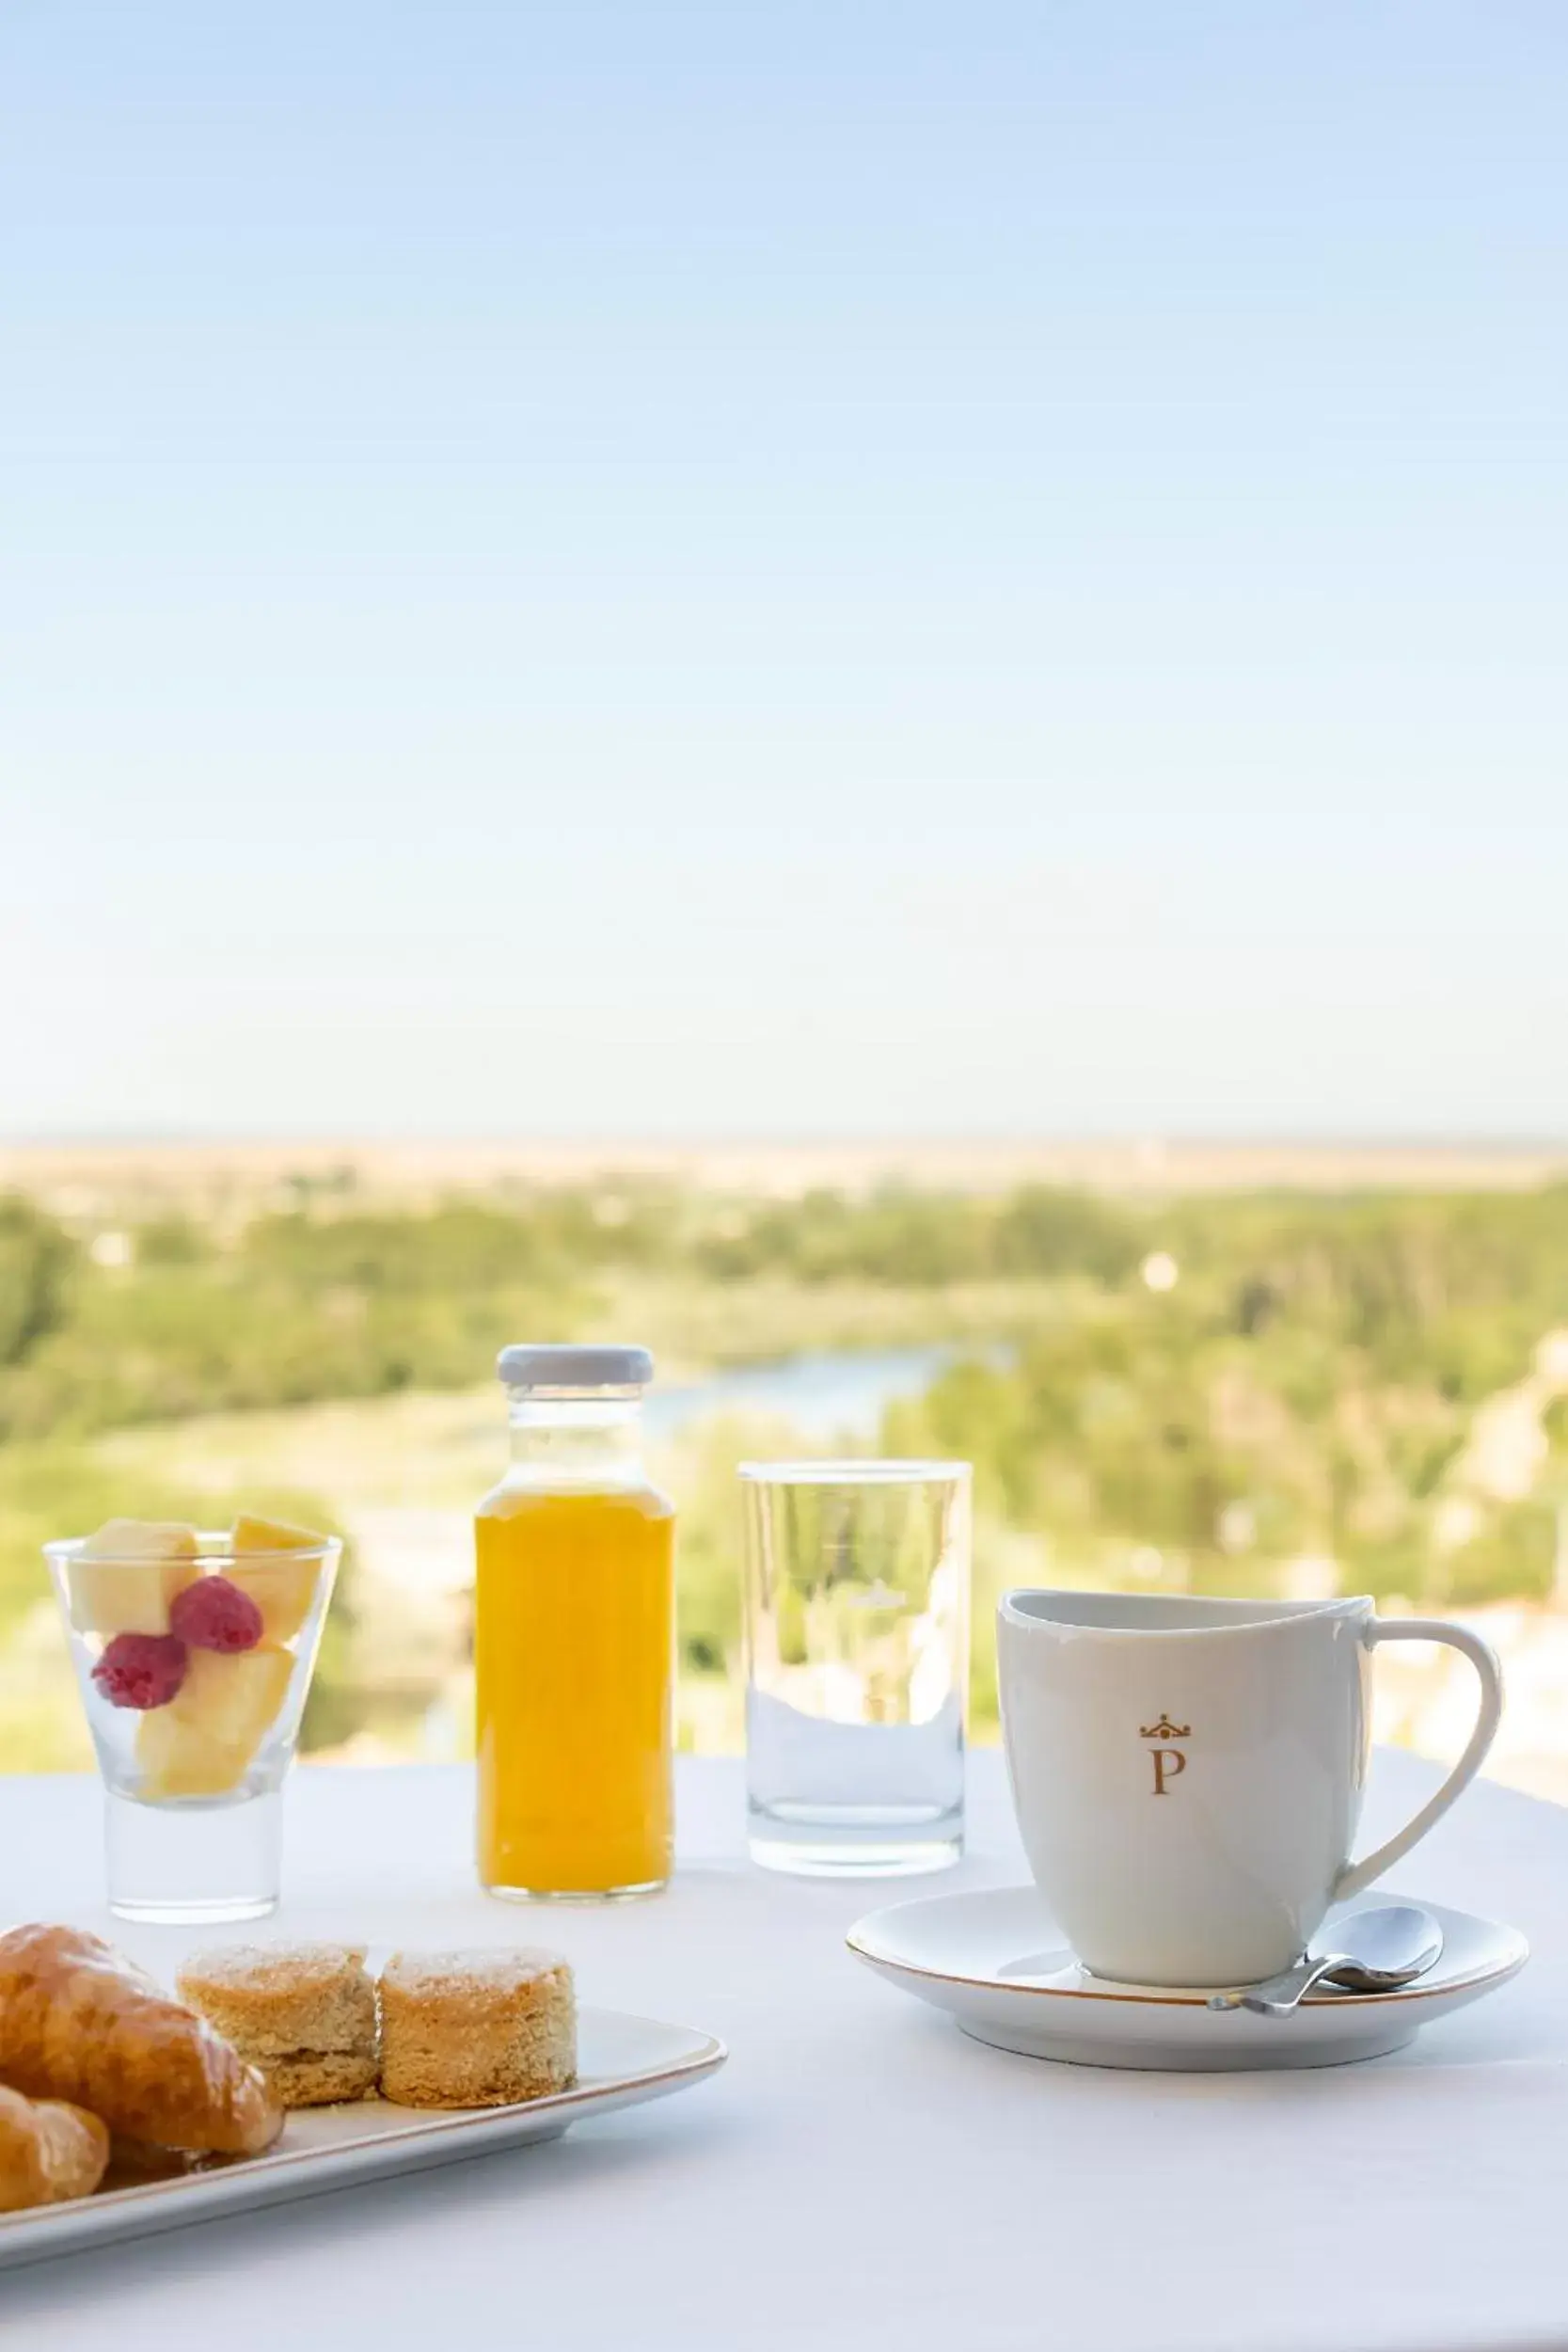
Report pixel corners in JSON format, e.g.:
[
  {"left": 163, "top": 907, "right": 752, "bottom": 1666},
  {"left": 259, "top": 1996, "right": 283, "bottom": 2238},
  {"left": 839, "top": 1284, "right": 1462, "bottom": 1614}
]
[{"left": 105, "top": 1785, "right": 283, "bottom": 1926}]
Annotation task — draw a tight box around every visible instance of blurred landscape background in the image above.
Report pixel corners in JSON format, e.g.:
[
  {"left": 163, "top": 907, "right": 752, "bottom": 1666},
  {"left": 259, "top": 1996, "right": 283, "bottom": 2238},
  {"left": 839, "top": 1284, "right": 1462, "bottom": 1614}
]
[
  {"left": 5, "top": 1137, "right": 1567, "bottom": 1799},
  {"left": 4, "top": 8, "right": 1565, "bottom": 1807}
]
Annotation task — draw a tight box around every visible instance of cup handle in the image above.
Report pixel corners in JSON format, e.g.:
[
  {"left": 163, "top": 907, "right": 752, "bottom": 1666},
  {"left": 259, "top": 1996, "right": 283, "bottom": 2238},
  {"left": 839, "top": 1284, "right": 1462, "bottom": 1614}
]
[{"left": 1333, "top": 1616, "right": 1504, "bottom": 1901}]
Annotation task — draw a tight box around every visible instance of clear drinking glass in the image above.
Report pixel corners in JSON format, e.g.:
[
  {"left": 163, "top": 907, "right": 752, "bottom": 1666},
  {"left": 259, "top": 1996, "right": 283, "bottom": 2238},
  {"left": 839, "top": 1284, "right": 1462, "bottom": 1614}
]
[
  {"left": 740, "top": 1460, "right": 971, "bottom": 1876},
  {"left": 45, "top": 1530, "right": 341, "bottom": 1923}
]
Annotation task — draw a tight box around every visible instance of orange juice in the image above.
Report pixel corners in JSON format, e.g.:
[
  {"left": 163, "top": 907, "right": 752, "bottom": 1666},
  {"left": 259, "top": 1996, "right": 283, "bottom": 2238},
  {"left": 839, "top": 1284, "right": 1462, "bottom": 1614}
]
[{"left": 475, "top": 1344, "right": 674, "bottom": 1897}]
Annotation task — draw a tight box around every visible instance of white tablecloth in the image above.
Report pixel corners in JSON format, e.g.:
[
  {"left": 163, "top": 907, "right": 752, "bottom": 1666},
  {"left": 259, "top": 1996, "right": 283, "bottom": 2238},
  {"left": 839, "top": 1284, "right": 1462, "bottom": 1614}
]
[{"left": 1, "top": 1751, "right": 1561, "bottom": 2352}]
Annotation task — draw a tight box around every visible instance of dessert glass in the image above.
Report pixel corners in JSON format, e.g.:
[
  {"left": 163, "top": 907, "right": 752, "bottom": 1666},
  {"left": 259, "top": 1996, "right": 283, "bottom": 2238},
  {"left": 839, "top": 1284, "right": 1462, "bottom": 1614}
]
[{"left": 44, "top": 1530, "right": 341, "bottom": 1923}]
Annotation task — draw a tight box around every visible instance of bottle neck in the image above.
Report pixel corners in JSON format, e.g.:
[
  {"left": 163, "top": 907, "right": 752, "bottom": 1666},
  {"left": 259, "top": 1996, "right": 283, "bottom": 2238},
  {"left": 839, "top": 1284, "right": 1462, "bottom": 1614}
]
[{"left": 505, "top": 1388, "right": 646, "bottom": 1485}]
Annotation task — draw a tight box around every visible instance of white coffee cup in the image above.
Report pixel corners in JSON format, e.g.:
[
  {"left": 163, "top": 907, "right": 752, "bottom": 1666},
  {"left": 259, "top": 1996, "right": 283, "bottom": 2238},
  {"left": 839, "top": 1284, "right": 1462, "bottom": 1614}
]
[{"left": 997, "top": 1589, "right": 1503, "bottom": 1988}]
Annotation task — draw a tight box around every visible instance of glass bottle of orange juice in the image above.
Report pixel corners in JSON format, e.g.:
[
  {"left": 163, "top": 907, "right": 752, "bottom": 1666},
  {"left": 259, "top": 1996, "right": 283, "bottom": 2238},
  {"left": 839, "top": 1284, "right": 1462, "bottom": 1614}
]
[{"left": 475, "top": 1345, "right": 674, "bottom": 1899}]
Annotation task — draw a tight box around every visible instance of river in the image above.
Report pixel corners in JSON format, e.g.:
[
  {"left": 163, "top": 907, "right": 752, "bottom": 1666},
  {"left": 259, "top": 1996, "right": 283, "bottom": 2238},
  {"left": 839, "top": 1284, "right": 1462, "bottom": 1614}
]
[{"left": 643, "top": 1344, "right": 968, "bottom": 1444}]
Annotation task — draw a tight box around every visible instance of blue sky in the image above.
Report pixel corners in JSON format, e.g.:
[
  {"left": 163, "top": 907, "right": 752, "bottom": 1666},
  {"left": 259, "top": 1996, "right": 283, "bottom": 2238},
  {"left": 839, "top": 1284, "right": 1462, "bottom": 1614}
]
[{"left": 3, "top": 2, "right": 1564, "bottom": 1138}]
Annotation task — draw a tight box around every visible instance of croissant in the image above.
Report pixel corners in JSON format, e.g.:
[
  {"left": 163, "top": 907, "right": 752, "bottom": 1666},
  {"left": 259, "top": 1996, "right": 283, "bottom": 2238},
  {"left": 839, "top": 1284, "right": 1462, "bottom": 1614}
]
[
  {"left": 0, "top": 2082, "right": 110, "bottom": 2211},
  {"left": 101, "top": 2135, "right": 204, "bottom": 2190},
  {"left": 0, "top": 1926, "right": 282, "bottom": 2156}
]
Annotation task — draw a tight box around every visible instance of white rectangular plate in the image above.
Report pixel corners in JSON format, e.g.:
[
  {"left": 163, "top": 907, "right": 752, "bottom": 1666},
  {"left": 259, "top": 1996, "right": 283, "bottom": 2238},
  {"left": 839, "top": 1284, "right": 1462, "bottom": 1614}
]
[{"left": 0, "top": 2004, "right": 725, "bottom": 2272}]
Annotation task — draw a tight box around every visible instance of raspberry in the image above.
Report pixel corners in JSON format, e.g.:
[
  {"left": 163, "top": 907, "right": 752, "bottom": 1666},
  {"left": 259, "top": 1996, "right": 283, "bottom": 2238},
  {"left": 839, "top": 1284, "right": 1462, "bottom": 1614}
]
[
  {"left": 169, "top": 1575, "right": 264, "bottom": 1654},
  {"left": 92, "top": 1632, "right": 188, "bottom": 1710}
]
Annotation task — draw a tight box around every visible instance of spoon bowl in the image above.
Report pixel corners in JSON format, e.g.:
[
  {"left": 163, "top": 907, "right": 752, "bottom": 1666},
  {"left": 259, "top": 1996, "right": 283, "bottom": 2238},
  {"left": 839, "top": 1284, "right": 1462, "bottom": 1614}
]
[{"left": 1208, "top": 1903, "right": 1445, "bottom": 2016}]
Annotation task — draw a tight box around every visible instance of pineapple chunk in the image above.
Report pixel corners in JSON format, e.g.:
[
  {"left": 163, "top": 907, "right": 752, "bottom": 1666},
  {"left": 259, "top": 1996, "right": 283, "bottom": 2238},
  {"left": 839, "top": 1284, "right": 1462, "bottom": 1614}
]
[
  {"left": 135, "top": 1708, "right": 248, "bottom": 1799},
  {"left": 230, "top": 1514, "right": 325, "bottom": 1644},
  {"left": 70, "top": 1519, "right": 200, "bottom": 1638},
  {"left": 171, "top": 1643, "right": 294, "bottom": 1763},
  {"left": 138, "top": 1645, "right": 295, "bottom": 1800}
]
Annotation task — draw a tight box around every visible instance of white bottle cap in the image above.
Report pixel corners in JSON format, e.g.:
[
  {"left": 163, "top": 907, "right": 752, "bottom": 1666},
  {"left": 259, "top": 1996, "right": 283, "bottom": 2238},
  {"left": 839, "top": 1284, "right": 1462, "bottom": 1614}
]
[{"left": 496, "top": 1344, "right": 654, "bottom": 1391}]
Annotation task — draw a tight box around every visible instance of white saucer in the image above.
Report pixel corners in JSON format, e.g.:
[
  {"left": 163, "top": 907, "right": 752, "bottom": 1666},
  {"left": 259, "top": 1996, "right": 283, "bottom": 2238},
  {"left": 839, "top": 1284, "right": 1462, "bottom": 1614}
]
[{"left": 847, "top": 1887, "right": 1528, "bottom": 2071}]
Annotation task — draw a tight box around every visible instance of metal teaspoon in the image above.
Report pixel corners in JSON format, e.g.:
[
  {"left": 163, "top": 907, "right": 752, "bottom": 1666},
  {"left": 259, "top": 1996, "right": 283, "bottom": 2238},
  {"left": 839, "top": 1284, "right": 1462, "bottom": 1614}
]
[{"left": 1206, "top": 1903, "right": 1444, "bottom": 2017}]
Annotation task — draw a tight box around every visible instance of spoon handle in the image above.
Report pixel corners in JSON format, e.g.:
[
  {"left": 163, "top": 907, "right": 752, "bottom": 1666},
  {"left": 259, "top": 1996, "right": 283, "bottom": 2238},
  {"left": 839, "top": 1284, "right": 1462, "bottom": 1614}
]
[{"left": 1206, "top": 1952, "right": 1346, "bottom": 2016}]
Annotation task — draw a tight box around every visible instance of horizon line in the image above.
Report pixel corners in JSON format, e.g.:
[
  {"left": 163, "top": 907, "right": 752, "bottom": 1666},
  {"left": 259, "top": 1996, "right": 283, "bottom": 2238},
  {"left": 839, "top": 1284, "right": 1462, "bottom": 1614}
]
[{"left": 4, "top": 1132, "right": 1567, "bottom": 1157}]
